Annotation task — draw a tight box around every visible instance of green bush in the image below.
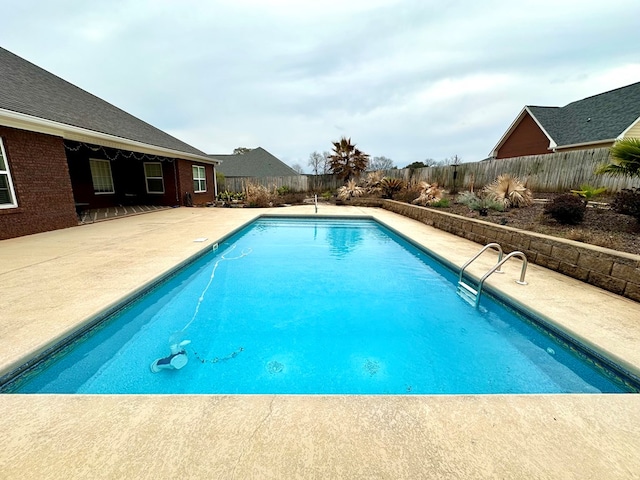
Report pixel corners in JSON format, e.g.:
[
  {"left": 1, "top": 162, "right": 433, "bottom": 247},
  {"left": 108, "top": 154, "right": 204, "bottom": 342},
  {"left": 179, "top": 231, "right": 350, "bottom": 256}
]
[
  {"left": 457, "top": 191, "right": 503, "bottom": 213},
  {"left": 276, "top": 185, "right": 291, "bottom": 196},
  {"left": 611, "top": 188, "right": 640, "bottom": 222},
  {"left": 544, "top": 194, "right": 586, "bottom": 225},
  {"left": 456, "top": 191, "right": 478, "bottom": 207},
  {"left": 218, "top": 190, "right": 245, "bottom": 202},
  {"left": 570, "top": 184, "right": 606, "bottom": 200},
  {"left": 429, "top": 198, "right": 450, "bottom": 208}
]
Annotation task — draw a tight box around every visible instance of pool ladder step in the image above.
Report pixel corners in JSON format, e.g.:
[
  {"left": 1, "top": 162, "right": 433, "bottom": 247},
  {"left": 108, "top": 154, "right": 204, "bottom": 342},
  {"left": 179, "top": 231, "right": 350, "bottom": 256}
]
[
  {"left": 457, "top": 243, "right": 529, "bottom": 308},
  {"left": 456, "top": 281, "right": 478, "bottom": 307}
]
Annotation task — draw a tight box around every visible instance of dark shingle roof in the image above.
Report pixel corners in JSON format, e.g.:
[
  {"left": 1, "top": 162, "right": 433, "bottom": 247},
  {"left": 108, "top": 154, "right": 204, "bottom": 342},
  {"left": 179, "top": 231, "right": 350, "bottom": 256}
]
[
  {"left": 209, "top": 147, "right": 299, "bottom": 177},
  {"left": 0, "top": 47, "right": 207, "bottom": 157},
  {"left": 528, "top": 81, "right": 640, "bottom": 147}
]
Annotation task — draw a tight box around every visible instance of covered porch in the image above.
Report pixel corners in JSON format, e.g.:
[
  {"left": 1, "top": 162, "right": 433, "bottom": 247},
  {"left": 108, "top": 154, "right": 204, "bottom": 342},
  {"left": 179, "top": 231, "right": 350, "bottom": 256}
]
[{"left": 65, "top": 140, "right": 184, "bottom": 210}]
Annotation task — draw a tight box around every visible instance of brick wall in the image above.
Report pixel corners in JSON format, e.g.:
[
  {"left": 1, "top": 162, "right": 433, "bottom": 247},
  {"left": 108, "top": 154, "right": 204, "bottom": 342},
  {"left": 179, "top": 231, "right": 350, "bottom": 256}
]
[
  {"left": 0, "top": 127, "right": 77, "bottom": 240},
  {"left": 382, "top": 200, "right": 640, "bottom": 302},
  {"left": 176, "top": 160, "right": 215, "bottom": 206}
]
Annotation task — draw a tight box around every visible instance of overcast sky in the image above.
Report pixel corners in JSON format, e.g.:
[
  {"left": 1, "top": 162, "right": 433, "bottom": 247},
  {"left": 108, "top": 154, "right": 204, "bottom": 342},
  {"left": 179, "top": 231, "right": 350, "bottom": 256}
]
[{"left": 2, "top": 0, "right": 639, "bottom": 170}]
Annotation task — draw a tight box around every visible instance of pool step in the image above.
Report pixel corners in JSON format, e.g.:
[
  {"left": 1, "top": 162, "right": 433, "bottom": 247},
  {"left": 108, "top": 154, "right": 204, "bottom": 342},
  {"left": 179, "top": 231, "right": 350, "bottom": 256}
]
[{"left": 456, "top": 281, "right": 478, "bottom": 306}]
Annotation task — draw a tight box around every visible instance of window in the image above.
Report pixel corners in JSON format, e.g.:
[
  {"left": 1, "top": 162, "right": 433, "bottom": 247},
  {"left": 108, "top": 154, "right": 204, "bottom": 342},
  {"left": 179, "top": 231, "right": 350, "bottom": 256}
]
[
  {"left": 193, "top": 165, "right": 206, "bottom": 193},
  {"left": 0, "top": 139, "right": 18, "bottom": 208},
  {"left": 89, "top": 159, "right": 114, "bottom": 194},
  {"left": 144, "top": 162, "right": 164, "bottom": 194}
]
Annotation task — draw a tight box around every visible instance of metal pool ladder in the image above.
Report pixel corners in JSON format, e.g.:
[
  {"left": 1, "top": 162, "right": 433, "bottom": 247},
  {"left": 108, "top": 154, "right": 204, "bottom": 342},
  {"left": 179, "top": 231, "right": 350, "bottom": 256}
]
[{"left": 457, "top": 243, "right": 528, "bottom": 307}]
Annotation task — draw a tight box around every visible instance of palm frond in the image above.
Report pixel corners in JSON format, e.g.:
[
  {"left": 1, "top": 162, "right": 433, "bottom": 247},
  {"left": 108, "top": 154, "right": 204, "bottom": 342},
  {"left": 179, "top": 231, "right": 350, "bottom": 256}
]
[
  {"left": 483, "top": 174, "right": 533, "bottom": 208},
  {"left": 597, "top": 138, "right": 640, "bottom": 178}
]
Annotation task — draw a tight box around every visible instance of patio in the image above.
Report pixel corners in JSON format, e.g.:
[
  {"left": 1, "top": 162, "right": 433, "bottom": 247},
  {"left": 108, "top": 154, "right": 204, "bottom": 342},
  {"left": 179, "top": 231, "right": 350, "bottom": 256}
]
[{"left": 1, "top": 205, "right": 639, "bottom": 478}]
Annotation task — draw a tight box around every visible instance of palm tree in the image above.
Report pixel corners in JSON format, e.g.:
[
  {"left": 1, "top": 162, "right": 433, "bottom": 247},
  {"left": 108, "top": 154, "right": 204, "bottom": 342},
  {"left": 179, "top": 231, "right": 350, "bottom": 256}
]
[
  {"left": 596, "top": 138, "right": 640, "bottom": 178},
  {"left": 328, "top": 137, "right": 369, "bottom": 180}
]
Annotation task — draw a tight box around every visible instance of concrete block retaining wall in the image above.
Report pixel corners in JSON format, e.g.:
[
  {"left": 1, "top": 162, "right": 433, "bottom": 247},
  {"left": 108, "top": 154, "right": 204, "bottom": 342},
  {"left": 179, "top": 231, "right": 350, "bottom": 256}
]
[{"left": 380, "top": 199, "right": 640, "bottom": 302}]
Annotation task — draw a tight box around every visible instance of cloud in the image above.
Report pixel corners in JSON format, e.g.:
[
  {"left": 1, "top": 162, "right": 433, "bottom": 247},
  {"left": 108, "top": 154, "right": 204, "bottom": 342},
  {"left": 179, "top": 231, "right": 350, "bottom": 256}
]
[{"left": 2, "top": 0, "right": 640, "bottom": 169}]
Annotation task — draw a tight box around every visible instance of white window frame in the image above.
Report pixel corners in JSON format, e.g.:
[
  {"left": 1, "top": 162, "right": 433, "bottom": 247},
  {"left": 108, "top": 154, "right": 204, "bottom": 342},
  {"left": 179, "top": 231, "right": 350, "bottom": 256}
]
[
  {"left": 143, "top": 162, "right": 165, "bottom": 194},
  {"left": 193, "top": 165, "right": 206, "bottom": 193},
  {"left": 89, "top": 159, "right": 115, "bottom": 195},
  {"left": 0, "top": 138, "right": 18, "bottom": 209}
]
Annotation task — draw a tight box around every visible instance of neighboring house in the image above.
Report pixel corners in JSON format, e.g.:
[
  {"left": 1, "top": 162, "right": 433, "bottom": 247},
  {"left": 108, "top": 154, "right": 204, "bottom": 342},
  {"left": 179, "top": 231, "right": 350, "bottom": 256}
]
[
  {"left": 490, "top": 81, "right": 640, "bottom": 159},
  {"left": 0, "top": 47, "right": 219, "bottom": 240},
  {"left": 209, "top": 147, "right": 299, "bottom": 177}
]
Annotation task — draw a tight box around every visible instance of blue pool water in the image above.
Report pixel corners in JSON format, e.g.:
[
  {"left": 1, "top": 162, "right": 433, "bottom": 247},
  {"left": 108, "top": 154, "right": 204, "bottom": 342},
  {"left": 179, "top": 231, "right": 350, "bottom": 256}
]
[{"left": 5, "top": 217, "right": 635, "bottom": 394}]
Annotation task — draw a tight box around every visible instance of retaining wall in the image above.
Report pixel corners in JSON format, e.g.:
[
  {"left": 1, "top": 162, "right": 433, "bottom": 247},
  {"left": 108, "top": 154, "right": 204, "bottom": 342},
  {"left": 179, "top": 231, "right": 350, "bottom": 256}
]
[{"left": 381, "top": 199, "right": 640, "bottom": 302}]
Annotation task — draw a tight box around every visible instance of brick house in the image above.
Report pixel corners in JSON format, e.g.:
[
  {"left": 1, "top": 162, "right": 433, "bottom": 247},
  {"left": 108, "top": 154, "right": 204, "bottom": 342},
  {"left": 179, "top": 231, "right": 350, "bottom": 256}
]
[
  {"left": 0, "top": 47, "right": 219, "bottom": 240},
  {"left": 490, "top": 81, "right": 640, "bottom": 159}
]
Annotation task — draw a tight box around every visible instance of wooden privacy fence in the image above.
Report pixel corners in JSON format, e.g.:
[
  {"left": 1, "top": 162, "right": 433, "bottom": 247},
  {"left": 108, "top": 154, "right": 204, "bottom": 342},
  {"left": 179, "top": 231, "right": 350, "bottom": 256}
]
[
  {"left": 404, "top": 148, "right": 640, "bottom": 193},
  {"left": 220, "top": 149, "right": 640, "bottom": 194},
  {"left": 221, "top": 175, "right": 308, "bottom": 193}
]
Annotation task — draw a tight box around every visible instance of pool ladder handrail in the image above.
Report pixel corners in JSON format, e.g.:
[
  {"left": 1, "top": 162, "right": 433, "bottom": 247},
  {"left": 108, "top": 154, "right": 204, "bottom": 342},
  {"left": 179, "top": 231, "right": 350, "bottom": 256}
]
[
  {"left": 457, "top": 244, "right": 528, "bottom": 308},
  {"left": 458, "top": 242, "right": 504, "bottom": 284}
]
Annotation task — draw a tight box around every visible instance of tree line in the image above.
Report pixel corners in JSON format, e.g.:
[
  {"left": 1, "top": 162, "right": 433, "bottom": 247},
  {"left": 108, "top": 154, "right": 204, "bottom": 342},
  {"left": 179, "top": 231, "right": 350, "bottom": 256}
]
[
  {"left": 233, "top": 139, "right": 463, "bottom": 177},
  {"left": 307, "top": 137, "right": 462, "bottom": 179}
]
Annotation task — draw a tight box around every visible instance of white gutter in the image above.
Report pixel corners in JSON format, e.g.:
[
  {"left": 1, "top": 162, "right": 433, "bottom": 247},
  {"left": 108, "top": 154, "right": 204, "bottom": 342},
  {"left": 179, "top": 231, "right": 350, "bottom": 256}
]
[
  {"left": 553, "top": 139, "right": 615, "bottom": 151},
  {"left": 0, "top": 108, "right": 219, "bottom": 165}
]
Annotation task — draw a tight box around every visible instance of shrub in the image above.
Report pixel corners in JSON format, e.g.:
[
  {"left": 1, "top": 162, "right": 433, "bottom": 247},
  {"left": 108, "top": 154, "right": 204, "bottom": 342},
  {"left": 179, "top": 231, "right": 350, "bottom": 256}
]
[
  {"left": 412, "top": 182, "right": 443, "bottom": 206},
  {"left": 570, "top": 184, "right": 606, "bottom": 201},
  {"left": 364, "top": 171, "right": 384, "bottom": 195},
  {"left": 429, "top": 198, "right": 450, "bottom": 208},
  {"left": 276, "top": 185, "right": 291, "bottom": 196},
  {"left": 380, "top": 177, "right": 405, "bottom": 199},
  {"left": 456, "top": 191, "right": 479, "bottom": 207},
  {"left": 275, "top": 193, "right": 306, "bottom": 205},
  {"left": 245, "top": 182, "right": 274, "bottom": 207},
  {"left": 394, "top": 186, "right": 421, "bottom": 204},
  {"left": 544, "top": 194, "right": 586, "bottom": 225},
  {"left": 611, "top": 188, "right": 640, "bottom": 222},
  {"left": 216, "top": 172, "right": 226, "bottom": 191},
  {"left": 218, "top": 190, "right": 245, "bottom": 202},
  {"left": 483, "top": 174, "right": 533, "bottom": 208},
  {"left": 321, "top": 191, "right": 333, "bottom": 200},
  {"left": 456, "top": 191, "right": 503, "bottom": 213},
  {"left": 337, "top": 179, "right": 365, "bottom": 201}
]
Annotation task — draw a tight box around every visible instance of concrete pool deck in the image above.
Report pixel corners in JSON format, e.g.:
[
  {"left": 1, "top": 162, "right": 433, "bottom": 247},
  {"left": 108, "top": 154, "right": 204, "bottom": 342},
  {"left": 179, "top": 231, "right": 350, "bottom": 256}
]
[{"left": 1, "top": 205, "right": 639, "bottom": 478}]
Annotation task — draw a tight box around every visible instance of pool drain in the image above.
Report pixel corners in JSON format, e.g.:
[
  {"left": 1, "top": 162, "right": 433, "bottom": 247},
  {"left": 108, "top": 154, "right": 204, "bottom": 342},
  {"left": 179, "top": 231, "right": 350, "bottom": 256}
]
[
  {"left": 364, "top": 359, "right": 380, "bottom": 376},
  {"left": 267, "top": 361, "right": 284, "bottom": 374}
]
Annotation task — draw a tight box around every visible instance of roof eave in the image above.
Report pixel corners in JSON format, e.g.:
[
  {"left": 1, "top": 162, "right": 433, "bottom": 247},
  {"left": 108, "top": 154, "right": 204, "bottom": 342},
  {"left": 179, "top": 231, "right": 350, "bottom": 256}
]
[{"left": 0, "top": 108, "right": 219, "bottom": 165}]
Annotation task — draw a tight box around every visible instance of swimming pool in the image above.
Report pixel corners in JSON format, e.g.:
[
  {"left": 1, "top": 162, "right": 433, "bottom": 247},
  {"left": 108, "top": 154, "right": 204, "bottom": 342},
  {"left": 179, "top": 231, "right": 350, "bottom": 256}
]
[{"left": 3, "top": 217, "right": 637, "bottom": 394}]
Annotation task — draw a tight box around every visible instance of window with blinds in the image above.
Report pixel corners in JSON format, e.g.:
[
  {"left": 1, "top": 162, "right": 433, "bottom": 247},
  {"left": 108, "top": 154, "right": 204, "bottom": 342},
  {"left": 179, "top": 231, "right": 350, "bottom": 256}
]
[
  {"left": 89, "top": 159, "right": 115, "bottom": 194},
  {"left": 144, "top": 162, "right": 164, "bottom": 194},
  {"left": 192, "top": 165, "right": 206, "bottom": 193}
]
